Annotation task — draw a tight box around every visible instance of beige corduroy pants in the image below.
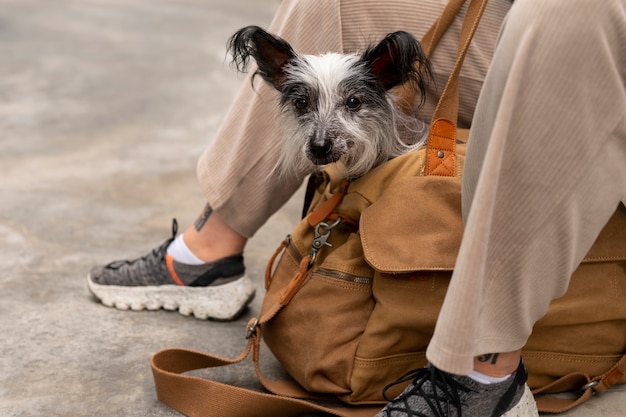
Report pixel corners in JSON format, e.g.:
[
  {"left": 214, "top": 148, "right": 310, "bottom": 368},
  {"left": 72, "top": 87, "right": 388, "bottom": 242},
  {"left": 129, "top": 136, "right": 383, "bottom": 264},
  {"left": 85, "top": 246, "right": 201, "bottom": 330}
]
[{"left": 197, "top": 0, "right": 626, "bottom": 375}]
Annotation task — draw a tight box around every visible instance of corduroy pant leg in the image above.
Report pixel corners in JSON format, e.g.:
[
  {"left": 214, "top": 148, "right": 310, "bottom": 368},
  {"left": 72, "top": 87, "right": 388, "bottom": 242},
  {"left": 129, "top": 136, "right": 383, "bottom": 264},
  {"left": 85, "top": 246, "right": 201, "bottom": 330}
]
[
  {"left": 427, "top": 0, "right": 626, "bottom": 375},
  {"left": 195, "top": 0, "right": 510, "bottom": 238}
]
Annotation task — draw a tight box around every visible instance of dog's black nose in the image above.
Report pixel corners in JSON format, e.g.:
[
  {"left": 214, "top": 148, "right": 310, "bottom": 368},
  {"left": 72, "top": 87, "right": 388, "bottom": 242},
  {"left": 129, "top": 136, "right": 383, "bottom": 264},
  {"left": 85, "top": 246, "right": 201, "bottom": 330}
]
[{"left": 309, "top": 140, "right": 333, "bottom": 159}]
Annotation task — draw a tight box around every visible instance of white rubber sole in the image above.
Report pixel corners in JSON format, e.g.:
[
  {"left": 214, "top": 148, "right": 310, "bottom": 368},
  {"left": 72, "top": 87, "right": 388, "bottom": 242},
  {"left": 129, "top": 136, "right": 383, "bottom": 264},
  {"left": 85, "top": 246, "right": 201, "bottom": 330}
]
[
  {"left": 502, "top": 384, "right": 539, "bottom": 417},
  {"left": 87, "top": 274, "right": 256, "bottom": 321}
]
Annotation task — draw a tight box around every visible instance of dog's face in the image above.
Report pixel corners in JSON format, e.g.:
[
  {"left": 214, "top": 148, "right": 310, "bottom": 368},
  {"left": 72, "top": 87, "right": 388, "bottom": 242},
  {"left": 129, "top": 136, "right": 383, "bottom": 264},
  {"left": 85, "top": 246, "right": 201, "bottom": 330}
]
[
  {"left": 281, "top": 52, "right": 401, "bottom": 169},
  {"left": 228, "top": 26, "right": 430, "bottom": 179}
]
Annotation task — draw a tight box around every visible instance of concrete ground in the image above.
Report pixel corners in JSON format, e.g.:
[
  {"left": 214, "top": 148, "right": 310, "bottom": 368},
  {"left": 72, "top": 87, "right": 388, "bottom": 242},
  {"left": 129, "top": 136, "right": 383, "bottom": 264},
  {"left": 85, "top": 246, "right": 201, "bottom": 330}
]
[{"left": 0, "top": 0, "right": 623, "bottom": 416}]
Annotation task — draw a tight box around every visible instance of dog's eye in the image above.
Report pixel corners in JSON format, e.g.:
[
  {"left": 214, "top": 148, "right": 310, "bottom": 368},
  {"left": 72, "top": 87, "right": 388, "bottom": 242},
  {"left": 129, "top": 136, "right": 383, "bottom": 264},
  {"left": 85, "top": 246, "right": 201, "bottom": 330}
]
[
  {"left": 293, "top": 98, "right": 308, "bottom": 111},
  {"left": 346, "top": 97, "right": 361, "bottom": 110}
]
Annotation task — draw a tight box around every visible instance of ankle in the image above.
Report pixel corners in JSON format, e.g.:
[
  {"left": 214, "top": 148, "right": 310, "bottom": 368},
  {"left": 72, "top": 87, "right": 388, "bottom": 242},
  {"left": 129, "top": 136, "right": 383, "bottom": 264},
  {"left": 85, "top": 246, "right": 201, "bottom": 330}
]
[
  {"left": 473, "top": 350, "right": 521, "bottom": 378},
  {"left": 167, "top": 234, "right": 205, "bottom": 265},
  {"left": 182, "top": 214, "right": 247, "bottom": 263}
]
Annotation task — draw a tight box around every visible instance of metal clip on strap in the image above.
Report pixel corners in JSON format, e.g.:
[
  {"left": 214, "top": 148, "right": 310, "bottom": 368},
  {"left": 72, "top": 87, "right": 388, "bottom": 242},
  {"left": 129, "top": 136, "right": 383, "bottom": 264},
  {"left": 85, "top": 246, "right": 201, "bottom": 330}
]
[{"left": 308, "top": 217, "right": 342, "bottom": 266}]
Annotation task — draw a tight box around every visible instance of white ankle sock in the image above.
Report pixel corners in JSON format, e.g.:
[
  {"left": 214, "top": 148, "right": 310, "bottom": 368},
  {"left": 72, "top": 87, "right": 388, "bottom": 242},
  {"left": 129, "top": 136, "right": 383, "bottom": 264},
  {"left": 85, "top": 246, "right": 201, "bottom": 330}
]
[
  {"left": 166, "top": 235, "right": 205, "bottom": 265},
  {"left": 467, "top": 370, "right": 512, "bottom": 385}
]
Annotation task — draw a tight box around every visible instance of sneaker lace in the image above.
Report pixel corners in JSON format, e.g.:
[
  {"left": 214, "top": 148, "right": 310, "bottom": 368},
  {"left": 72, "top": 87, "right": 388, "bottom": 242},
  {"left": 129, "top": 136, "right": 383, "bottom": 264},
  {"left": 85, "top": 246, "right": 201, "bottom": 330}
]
[
  {"left": 381, "top": 366, "right": 474, "bottom": 417},
  {"left": 105, "top": 219, "right": 178, "bottom": 270}
]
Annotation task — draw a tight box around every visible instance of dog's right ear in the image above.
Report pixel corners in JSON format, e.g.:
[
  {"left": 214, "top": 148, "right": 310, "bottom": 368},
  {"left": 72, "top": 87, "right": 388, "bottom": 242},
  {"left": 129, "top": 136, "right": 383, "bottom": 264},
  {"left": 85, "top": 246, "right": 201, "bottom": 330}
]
[{"left": 227, "top": 26, "right": 296, "bottom": 90}]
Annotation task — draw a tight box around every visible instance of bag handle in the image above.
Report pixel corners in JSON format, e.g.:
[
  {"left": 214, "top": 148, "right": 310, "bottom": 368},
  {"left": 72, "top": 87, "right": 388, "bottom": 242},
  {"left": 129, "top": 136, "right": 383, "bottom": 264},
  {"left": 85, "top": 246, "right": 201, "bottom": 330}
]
[
  {"left": 396, "top": 0, "right": 467, "bottom": 111},
  {"left": 397, "top": 0, "right": 486, "bottom": 177},
  {"left": 425, "top": 0, "right": 487, "bottom": 177},
  {"left": 151, "top": 323, "right": 382, "bottom": 417}
]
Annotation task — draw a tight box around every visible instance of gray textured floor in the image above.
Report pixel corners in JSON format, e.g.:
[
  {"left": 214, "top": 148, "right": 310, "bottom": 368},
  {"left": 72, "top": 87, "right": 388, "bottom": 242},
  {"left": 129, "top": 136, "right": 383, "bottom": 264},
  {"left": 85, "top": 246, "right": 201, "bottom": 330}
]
[{"left": 0, "top": 0, "right": 623, "bottom": 416}]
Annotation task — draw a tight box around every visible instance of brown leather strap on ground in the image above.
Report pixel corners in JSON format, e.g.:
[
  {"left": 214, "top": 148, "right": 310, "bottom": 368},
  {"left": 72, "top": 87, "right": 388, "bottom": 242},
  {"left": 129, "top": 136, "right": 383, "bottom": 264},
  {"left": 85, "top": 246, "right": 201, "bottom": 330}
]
[
  {"left": 533, "top": 352, "right": 626, "bottom": 413},
  {"left": 151, "top": 341, "right": 255, "bottom": 417},
  {"left": 151, "top": 330, "right": 382, "bottom": 417}
]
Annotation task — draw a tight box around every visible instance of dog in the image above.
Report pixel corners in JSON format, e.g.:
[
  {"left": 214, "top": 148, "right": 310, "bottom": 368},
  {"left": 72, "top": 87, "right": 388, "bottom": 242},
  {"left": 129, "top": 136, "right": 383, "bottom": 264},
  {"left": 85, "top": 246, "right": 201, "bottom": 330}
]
[{"left": 228, "top": 26, "right": 432, "bottom": 180}]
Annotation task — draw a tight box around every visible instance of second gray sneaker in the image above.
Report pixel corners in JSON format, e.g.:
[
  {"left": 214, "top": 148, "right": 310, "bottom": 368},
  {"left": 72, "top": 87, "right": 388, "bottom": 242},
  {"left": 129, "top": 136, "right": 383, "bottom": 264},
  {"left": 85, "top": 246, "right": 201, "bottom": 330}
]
[{"left": 376, "top": 360, "right": 539, "bottom": 417}]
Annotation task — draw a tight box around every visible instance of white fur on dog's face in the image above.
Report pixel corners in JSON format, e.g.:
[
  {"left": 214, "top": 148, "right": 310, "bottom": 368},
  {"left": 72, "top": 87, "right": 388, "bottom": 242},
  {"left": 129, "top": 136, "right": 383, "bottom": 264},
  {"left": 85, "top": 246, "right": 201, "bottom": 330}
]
[
  {"left": 276, "top": 52, "right": 425, "bottom": 179},
  {"left": 227, "top": 26, "right": 431, "bottom": 180}
]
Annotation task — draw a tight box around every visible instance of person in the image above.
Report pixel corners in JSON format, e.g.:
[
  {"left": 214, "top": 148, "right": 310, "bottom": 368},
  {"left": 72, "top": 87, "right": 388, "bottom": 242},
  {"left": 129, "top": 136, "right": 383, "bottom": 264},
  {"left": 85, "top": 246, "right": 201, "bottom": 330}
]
[
  {"left": 88, "top": 0, "right": 626, "bottom": 416},
  {"left": 88, "top": 0, "right": 508, "bottom": 321}
]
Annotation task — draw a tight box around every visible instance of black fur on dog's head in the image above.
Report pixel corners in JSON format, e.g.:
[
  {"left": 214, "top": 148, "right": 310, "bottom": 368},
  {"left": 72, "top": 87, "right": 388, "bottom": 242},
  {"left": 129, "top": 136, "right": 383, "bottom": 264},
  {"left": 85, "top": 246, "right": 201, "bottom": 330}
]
[{"left": 228, "top": 25, "right": 431, "bottom": 99}]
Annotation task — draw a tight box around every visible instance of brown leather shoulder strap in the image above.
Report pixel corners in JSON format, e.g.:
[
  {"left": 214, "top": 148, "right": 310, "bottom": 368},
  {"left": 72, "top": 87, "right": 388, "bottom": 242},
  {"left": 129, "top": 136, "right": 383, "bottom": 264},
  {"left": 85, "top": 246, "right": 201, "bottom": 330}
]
[
  {"left": 396, "top": 0, "right": 467, "bottom": 112},
  {"left": 425, "top": 0, "right": 487, "bottom": 177},
  {"left": 150, "top": 332, "right": 381, "bottom": 417}
]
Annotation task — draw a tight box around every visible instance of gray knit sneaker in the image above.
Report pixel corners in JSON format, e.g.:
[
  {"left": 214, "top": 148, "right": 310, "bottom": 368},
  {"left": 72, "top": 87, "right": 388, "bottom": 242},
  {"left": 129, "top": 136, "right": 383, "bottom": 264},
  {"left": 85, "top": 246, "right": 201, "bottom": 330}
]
[
  {"left": 87, "top": 219, "right": 256, "bottom": 320},
  {"left": 376, "top": 360, "right": 538, "bottom": 417}
]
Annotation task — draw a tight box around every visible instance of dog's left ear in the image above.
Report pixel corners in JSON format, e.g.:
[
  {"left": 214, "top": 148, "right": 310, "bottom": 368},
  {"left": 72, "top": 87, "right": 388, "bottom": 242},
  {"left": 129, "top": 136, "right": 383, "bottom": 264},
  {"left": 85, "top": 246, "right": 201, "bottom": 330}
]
[
  {"left": 228, "top": 25, "right": 296, "bottom": 90},
  {"left": 361, "top": 31, "right": 431, "bottom": 96}
]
